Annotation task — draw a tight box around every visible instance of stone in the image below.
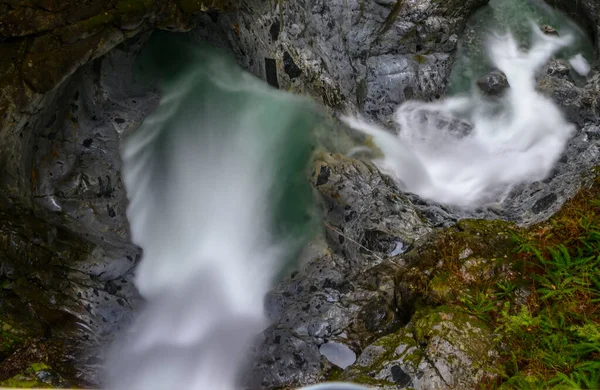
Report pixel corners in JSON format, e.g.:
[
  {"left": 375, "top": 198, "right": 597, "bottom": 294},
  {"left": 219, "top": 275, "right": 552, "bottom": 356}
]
[
  {"left": 202, "top": 0, "right": 487, "bottom": 120},
  {"left": 477, "top": 69, "right": 510, "bottom": 97},
  {"left": 343, "top": 306, "right": 499, "bottom": 389},
  {"left": 319, "top": 342, "right": 357, "bottom": 369},
  {"left": 540, "top": 24, "right": 559, "bottom": 36}
]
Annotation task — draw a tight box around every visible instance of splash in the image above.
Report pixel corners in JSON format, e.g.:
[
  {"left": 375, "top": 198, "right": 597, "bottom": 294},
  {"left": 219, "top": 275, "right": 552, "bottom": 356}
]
[
  {"left": 106, "top": 35, "right": 319, "bottom": 390},
  {"left": 343, "top": 25, "right": 578, "bottom": 207}
]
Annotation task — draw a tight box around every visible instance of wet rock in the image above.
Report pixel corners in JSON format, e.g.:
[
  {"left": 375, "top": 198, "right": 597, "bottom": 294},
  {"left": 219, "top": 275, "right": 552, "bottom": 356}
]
[
  {"left": 319, "top": 342, "right": 356, "bottom": 369},
  {"left": 245, "top": 153, "right": 433, "bottom": 389},
  {"left": 540, "top": 24, "right": 559, "bottom": 36},
  {"left": 202, "top": 0, "right": 487, "bottom": 120},
  {"left": 1, "top": 0, "right": 600, "bottom": 388},
  {"left": 477, "top": 70, "right": 510, "bottom": 97},
  {"left": 0, "top": 361, "right": 69, "bottom": 389},
  {"left": 0, "top": 34, "right": 157, "bottom": 385},
  {"left": 343, "top": 306, "right": 499, "bottom": 389}
]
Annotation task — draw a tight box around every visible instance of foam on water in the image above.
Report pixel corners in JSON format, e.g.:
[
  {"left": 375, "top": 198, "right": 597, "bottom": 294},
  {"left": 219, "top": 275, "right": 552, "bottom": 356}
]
[{"left": 343, "top": 24, "right": 578, "bottom": 207}]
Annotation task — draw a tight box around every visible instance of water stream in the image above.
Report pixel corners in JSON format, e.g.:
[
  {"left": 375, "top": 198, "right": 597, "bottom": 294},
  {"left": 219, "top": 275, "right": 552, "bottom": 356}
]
[
  {"left": 449, "top": 0, "right": 595, "bottom": 95},
  {"left": 344, "top": 24, "right": 579, "bottom": 208},
  {"left": 106, "top": 34, "right": 320, "bottom": 390}
]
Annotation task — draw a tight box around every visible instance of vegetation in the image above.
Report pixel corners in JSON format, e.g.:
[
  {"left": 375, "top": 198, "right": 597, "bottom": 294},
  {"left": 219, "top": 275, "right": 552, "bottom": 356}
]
[{"left": 441, "top": 176, "right": 600, "bottom": 389}]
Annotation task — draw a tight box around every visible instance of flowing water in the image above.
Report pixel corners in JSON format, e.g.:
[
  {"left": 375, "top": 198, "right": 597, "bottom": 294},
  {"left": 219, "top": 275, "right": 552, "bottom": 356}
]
[
  {"left": 107, "top": 8, "right": 589, "bottom": 390},
  {"left": 344, "top": 24, "right": 579, "bottom": 208},
  {"left": 449, "top": 0, "right": 595, "bottom": 95},
  {"left": 106, "top": 33, "right": 320, "bottom": 390}
]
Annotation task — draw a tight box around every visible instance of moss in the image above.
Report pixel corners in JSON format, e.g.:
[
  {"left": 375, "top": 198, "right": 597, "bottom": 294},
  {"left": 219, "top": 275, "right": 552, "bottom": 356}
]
[
  {"left": 422, "top": 172, "right": 600, "bottom": 388},
  {"left": 0, "top": 361, "right": 60, "bottom": 388},
  {"left": 0, "top": 321, "right": 26, "bottom": 359},
  {"left": 29, "top": 363, "right": 50, "bottom": 372},
  {"left": 0, "top": 377, "right": 52, "bottom": 388},
  {"left": 413, "top": 54, "right": 428, "bottom": 64}
]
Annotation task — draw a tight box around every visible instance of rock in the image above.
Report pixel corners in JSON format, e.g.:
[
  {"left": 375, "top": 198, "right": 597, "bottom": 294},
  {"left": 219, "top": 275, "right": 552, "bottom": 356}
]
[
  {"left": 540, "top": 24, "right": 559, "bottom": 36},
  {"left": 245, "top": 153, "right": 433, "bottom": 389},
  {"left": 343, "top": 306, "right": 499, "bottom": 389},
  {"left": 448, "top": 0, "right": 595, "bottom": 96},
  {"left": 0, "top": 0, "right": 600, "bottom": 387},
  {"left": 200, "top": 0, "right": 488, "bottom": 121},
  {"left": 0, "top": 361, "right": 68, "bottom": 389},
  {"left": 319, "top": 342, "right": 357, "bottom": 369},
  {"left": 0, "top": 1, "right": 239, "bottom": 385},
  {"left": 477, "top": 69, "right": 510, "bottom": 97},
  {"left": 0, "top": 33, "right": 160, "bottom": 385}
]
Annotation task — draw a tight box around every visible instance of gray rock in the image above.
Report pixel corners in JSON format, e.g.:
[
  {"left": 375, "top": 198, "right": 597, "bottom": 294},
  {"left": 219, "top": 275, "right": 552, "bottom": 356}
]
[
  {"left": 320, "top": 342, "right": 357, "bottom": 369},
  {"left": 1, "top": 0, "right": 600, "bottom": 388},
  {"left": 199, "top": 0, "right": 487, "bottom": 121},
  {"left": 245, "top": 154, "right": 433, "bottom": 389},
  {"left": 0, "top": 33, "right": 157, "bottom": 385},
  {"left": 477, "top": 69, "right": 510, "bottom": 96}
]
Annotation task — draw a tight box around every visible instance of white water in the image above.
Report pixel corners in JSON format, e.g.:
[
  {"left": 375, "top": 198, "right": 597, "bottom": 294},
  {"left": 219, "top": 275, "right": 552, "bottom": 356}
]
[
  {"left": 106, "top": 45, "right": 323, "bottom": 390},
  {"left": 344, "top": 24, "right": 578, "bottom": 207},
  {"left": 570, "top": 53, "right": 591, "bottom": 76}
]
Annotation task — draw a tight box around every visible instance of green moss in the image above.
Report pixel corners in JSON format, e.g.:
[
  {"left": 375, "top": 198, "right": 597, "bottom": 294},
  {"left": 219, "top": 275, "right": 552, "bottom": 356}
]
[
  {"left": 0, "top": 320, "right": 26, "bottom": 358},
  {"left": 0, "top": 377, "right": 51, "bottom": 388},
  {"left": 434, "top": 174, "right": 600, "bottom": 388},
  {"left": 29, "top": 363, "right": 50, "bottom": 372},
  {"left": 0, "top": 362, "right": 56, "bottom": 388}
]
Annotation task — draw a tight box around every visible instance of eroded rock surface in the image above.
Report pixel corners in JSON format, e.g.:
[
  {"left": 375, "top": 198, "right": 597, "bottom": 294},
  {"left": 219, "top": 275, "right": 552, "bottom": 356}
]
[{"left": 193, "top": 0, "right": 488, "bottom": 121}]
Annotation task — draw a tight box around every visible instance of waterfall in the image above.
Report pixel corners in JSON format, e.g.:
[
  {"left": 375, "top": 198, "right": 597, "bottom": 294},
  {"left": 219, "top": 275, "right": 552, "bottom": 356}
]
[
  {"left": 343, "top": 24, "right": 578, "bottom": 208},
  {"left": 106, "top": 20, "right": 583, "bottom": 390},
  {"left": 106, "top": 34, "right": 319, "bottom": 390}
]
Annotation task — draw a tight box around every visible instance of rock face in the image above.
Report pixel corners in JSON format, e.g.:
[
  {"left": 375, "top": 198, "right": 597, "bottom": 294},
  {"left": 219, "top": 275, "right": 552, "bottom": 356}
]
[
  {"left": 246, "top": 154, "right": 433, "bottom": 388},
  {"left": 236, "top": 1, "right": 600, "bottom": 388},
  {"left": 344, "top": 307, "right": 498, "bottom": 389},
  {"left": 193, "top": 0, "right": 488, "bottom": 121},
  {"left": 0, "top": 35, "right": 158, "bottom": 385}
]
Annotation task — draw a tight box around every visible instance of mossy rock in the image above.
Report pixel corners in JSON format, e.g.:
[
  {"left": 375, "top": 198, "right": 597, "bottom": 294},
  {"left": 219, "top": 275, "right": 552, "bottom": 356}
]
[
  {"left": 343, "top": 306, "right": 499, "bottom": 388},
  {"left": 0, "top": 362, "right": 66, "bottom": 388},
  {"left": 0, "top": 321, "right": 27, "bottom": 361}
]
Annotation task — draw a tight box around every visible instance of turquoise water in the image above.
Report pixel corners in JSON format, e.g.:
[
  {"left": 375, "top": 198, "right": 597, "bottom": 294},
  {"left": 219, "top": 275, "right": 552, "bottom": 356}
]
[
  {"left": 133, "top": 32, "right": 321, "bottom": 281},
  {"left": 448, "top": 0, "right": 595, "bottom": 95}
]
